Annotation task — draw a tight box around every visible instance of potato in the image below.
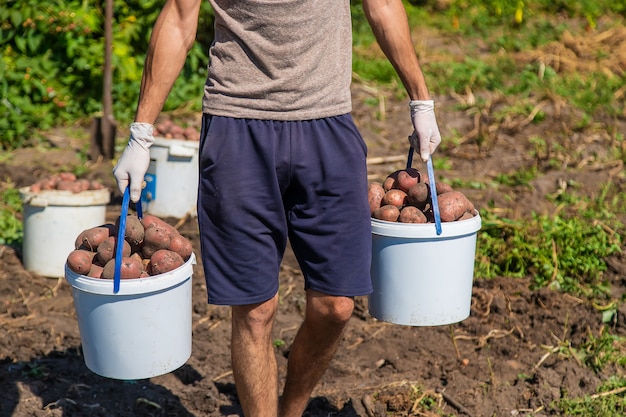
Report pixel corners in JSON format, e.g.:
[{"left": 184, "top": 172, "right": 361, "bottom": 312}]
[
  {"left": 57, "top": 172, "right": 77, "bottom": 181},
  {"left": 372, "top": 205, "right": 400, "bottom": 222},
  {"left": 67, "top": 249, "right": 96, "bottom": 274},
  {"left": 102, "top": 256, "right": 144, "bottom": 280},
  {"left": 39, "top": 178, "right": 56, "bottom": 190},
  {"left": 367, "top": 183, "right": 386, "bottom": 214},
  {"left": 382, "top": 189, "right": 407, "bottom": 209},
  {"left": 116, "top": 214, "right": 144, "bottom": 248},
  {"left": 435, "top": 182, "right": 454, "bottom": 195},
  {"left": 458, "top": 211, "right": 475, "bottom": 221},
  {"left": 87, "top": 263, "right": 104, "bottom": 279},
  {"left": 56, "top": 179, "right": 82, "bottom": 193},
  {"left": 382, "top": 170, "right": 402, "bottom": 191},
  {"left": 75, "top": 224, "right": 116, "bottom": 251},
  {"left": 183, "top": 126, "right": 200, "bottom": 141},
  {"left": 156, "top": 119, "right": 173, "bottom": 135},
  {"left": 168, "top": 233, "right": 193, "bottom": 261},
  {"left": 142, "top": 226, "right": 172, "bottom": 258},
  {"left": 398, "top": 206, "right": 427, "bottom": 224},
  {"left": 97, "top": 236, "right": 131, "bottom": 265},
  {"left": 169, "top": 125, "right": 184, "bottom": 139},
  {"left": 149, "top": 249, "right": 185, "bottom": 275},
  {"left": 140, "top": 214, "right": 177, "bottom": 235},
  {"left": 396, "top": 168, "right": 421, "bottom": 192},
  {"left": 90, "top": 180, "right": 105, "bottom": 190},
  {"left": 75, "top": 178, "right": 91, "bottom": 192},
  {"left": 437, "top": 191, "right": 473, "bottom": 222},
  {"left": 130, "top": 252, "right": 145, "bottom": 267},
  {"left": 406, "top": 183, "right": 430, "bottom": 210}
]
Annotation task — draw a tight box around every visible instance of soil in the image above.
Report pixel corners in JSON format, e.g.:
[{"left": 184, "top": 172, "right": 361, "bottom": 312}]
[{"left": 2, "top": 31, "right": 626, "bottom": 416}]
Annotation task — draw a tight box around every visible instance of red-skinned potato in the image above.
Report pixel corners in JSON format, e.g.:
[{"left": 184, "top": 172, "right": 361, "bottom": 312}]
[
  {"left": 458, "top": 211, "right": 475, "bottom": 221},
  {"left": 67, "top": 250, "right": 96, "bottom": 274},
  {"left": 372, "top": 205, "right": 400, "bottom": 222},
  {"left": 141, "top": 214, "right": 177, "bottom": 235},
  {"left": 116, "top": 214, "right": 145, "bottom": 248},
  {"left": 406, "top": 183, "right": 430, "bottom": 210},
  {"left": 168, "top": 234, "right": 193, "bottom": 261},
  {"left": 149, "top": 249, "right": 185, "bottom": 275},
  {"left": 142, "top": 226, "right": 173, "bottom": 258},
  {"left": 398, "top": 206, "right": 427, "bottom": 223},
  {"left": 396, "top": 168, "right": 421, "bottom": 192},
  {"left": 435, "top": 182, "right": 454, "bottom": 195},
  {"left": 96, "top": 236, "right": 131, "bottom": 265},
  {"left": 87, "top": 264, "right": 104, "bottom": 278},
  {"left": 382, "top": 189, "right": 407, "bottom": 209},
  {"left": 57, "top": 179, "right": 82, "bottom": 193},
  {"left": 382, "top": 170, "right": 402, "bottom": 191},
  {"left": 438, "top": 191, "right": 473, "bottom": 222},
  {"left": 102, "top": 256, "right": 144, "bottom": 280},
  {"left": 57, "top": 172, "right": 77, "bottom": 181},
  {"left": 75, "top": 225, "right": 116, "bottom": 251},
  {"left": 367, "top": 183, "right": 386, "bottom": 215}
]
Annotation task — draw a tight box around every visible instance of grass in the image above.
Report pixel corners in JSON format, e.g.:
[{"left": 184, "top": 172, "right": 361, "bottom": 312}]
[{"left": 555, "top": 377, "right": 626, "bottom": 416}]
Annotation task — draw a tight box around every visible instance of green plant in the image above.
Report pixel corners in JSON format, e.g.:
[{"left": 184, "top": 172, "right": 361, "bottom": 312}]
[
  {"left": 0, "top": 182, "right": 23, "bottom": 246},
  {"left": 554, "top": 377, "right": 626, "bottom": 416},
  {"left": 579, "top": 327, "right": 626, "bottom": 372},
  {"left": 21, "top": 362, "right": 49, "bottom": 379},
  {"left": 0, "top": 0, "right": 213, "bottom": 150},
  {"left": 475, "top": 206, "right": 623, "bottom": 299},
  {"left": 494, "top": 166, "right": 538, "bottom": 187}
]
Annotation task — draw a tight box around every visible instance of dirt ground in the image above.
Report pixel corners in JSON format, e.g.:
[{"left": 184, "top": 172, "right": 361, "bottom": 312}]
[{"left": 2, "top": 52, "right": 626, "bottom": 416}]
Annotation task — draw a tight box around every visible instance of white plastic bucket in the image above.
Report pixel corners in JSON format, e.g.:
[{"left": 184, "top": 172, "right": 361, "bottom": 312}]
[
  {"left": 20, "top": 187, "right": 110, "bottom": 278},
  {"left": 141, "top": 137, "right": 199, "bottom": 219},
  {"left": 65, "top": 253, "right": 196, "bottom": 380},
  {"left": 369, "top": 212, "right": 481, "bottom": 326}
]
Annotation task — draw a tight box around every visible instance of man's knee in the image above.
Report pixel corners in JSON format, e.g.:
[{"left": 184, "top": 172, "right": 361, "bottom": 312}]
[
  {"left": 232, "top": 296, "right": 279, "bottom": 334},
  {"left": 307, "top": 292, "right": 355, "bottom": 325}
]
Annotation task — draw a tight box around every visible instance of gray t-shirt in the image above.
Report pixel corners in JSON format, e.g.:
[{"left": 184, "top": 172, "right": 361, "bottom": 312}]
[{"left": 202, "top": 0, "right": 353, "bottom": 120}]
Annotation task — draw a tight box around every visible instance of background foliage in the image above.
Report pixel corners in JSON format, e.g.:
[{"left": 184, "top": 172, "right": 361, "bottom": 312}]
[
  {"left": 1, "top": 0, "right": 625, "bottom": 150},
  {"left": 0, "top": 0, "right": 213, "bottom": 150}
]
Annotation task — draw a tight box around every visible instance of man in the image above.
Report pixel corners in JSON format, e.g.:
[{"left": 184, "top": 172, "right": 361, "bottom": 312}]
[{"left": 113, "top": 0, "right": 441, "bottom": 416}]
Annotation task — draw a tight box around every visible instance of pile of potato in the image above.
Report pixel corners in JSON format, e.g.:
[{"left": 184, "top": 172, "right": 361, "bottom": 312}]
[
  {"left": 29, "top": 172, "right": 105, "bottom": 193},
  {"left": 369, "top": 168, "right": 476, "bottom": 223},
  {"left": 66, "top": 214, "right": 193, "bottom": 279},
  {"left": 155, "top": 119, "right": 200, "bottom": 141}
]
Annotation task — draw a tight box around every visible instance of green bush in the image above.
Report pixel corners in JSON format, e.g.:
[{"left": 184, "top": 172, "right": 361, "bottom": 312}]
[{"left": 0, "top": 0, "right": 212, "bottom": 150}]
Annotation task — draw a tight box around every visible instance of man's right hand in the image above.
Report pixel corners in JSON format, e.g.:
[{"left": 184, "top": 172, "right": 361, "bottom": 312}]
[{"left": 113, "top": 122, "right": 155, "bottom": 203}]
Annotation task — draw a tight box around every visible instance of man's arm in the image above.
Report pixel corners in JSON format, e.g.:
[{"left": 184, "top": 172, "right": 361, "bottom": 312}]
[
  {"left": 135, "top": 0, "right": 202, "bottom": 124},
  {"left": 362, "top": 0, "right": 431, "bottom": 101}
]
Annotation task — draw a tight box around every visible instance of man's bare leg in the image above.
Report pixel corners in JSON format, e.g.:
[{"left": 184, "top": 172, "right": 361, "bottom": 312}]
[
  {"left": 279, "top": 290, "right": 355, "bottom": 417},
  {"left": 231, "top": 294, "right": 279, "bottom": 417}
]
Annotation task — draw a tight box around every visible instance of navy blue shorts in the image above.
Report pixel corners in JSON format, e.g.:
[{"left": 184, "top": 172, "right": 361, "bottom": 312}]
[{"left": 197, "top": 114, "right": 373, "bottom": 305}]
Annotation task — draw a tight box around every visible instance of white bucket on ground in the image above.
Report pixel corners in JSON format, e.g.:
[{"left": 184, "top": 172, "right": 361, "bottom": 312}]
[
  {"left": 65, "top": 253, "right": 196, "bottom": 380},
  {"left": 20, "top": 187, "right": 110, "bottom": 278},
  {"left": 141, "top": 137, "right": 199, "bottom": 219},
  {"left": 369, "top": 212, "right": 481, "bottom": 326}
]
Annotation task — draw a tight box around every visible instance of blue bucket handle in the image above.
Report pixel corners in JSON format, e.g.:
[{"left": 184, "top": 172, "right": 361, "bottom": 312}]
[
  {"left": 407, "top": 146, "right": 442, "bottom": 235},
  {"left": 113, "top": 187, "right": 143, "bottom": 293}
]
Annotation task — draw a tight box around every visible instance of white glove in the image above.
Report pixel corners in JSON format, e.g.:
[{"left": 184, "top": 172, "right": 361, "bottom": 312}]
[
  {"left": 409, "top": 99, "right": 442, "bottom": 162},
  {"left": 113, "top": 122, "right": 155, "bottom": 203}
]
